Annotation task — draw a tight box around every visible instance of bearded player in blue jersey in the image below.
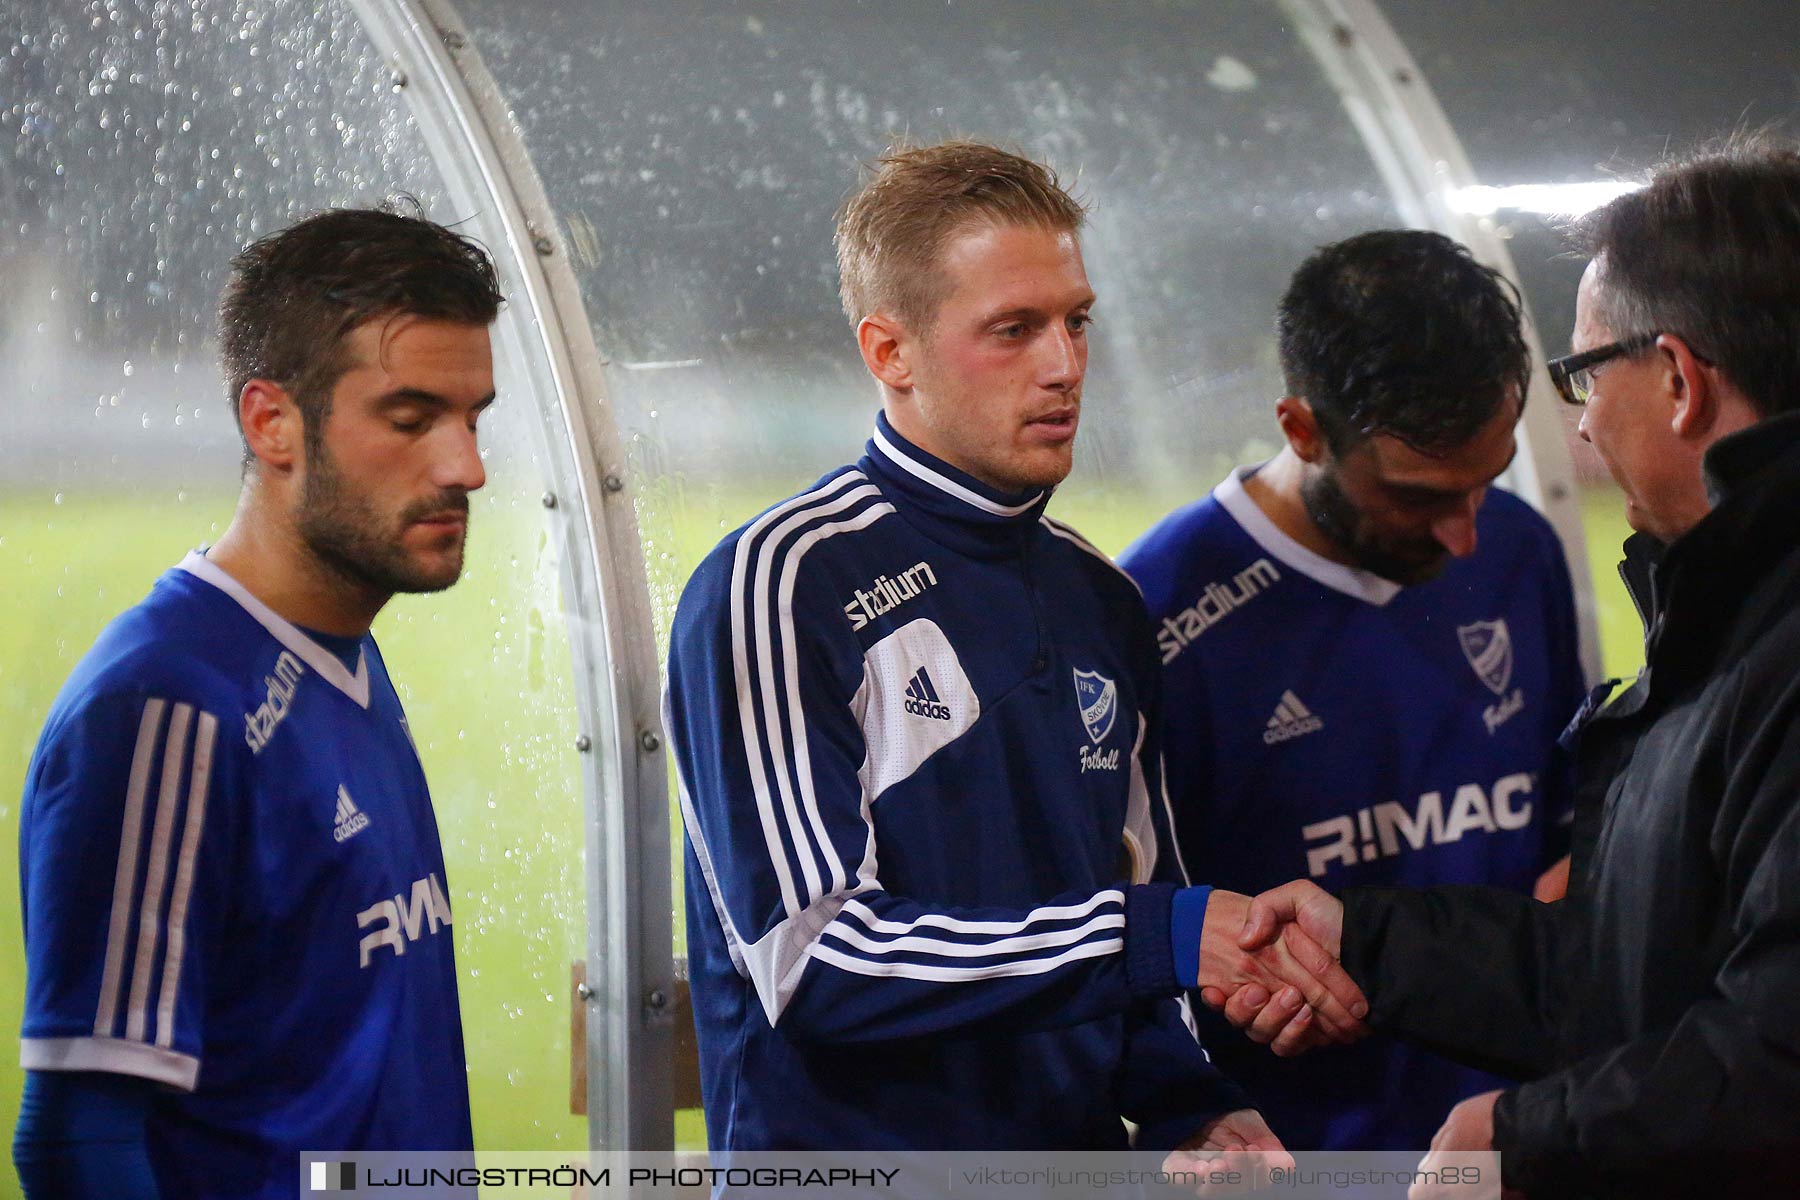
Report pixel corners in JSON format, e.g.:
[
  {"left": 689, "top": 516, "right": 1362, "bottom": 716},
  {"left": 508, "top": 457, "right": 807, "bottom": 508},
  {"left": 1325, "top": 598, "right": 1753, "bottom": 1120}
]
[
  {"left": 12, "top": 206, "right": 503, "bottom": 1198},
  {"left": 1120, "top": 230, "right": 1585, "bottom": 1151},
  {"left": 666, "top": 141, "right": 1373, "bottom": 1159}
]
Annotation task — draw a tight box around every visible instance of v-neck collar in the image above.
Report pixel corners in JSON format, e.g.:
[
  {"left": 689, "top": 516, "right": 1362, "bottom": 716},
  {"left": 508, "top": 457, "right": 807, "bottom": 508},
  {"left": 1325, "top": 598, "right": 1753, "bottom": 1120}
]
[
  {"left": 1214, "top": 466, "right": 1403, "bottom": 607},
  {"left": 177, "top": 550, "right": 372, "bottom": 709}
]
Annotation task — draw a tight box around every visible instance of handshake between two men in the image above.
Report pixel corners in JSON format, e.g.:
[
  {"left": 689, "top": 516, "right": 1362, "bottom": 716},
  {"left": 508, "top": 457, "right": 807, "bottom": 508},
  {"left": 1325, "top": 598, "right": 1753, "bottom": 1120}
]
[
  {"left": 1196, "top": 880, "right": 1363, "bottom": 1057},
  {"left": 1184, "top": 881, "right": 1515, "bottom": 1199}
]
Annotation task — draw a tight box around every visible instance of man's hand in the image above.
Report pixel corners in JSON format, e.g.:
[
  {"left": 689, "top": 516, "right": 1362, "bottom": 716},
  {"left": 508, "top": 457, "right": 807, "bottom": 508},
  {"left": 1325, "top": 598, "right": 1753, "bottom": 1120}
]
[
  {"left": 1408, "top": 1090, "right": 1515, "bottom": 1200},
  {"left": 1162, "top": 1108, "right": 1294, "bottom": 1194},
  {"left": 1426, "top": 1089, "right": 1498, "bottom": 1154},
  {"left": 1199, "top": 881, "right": 1365, "bottom": 1055},
  {"left": 1533, "top": 854, "right": 1570, "bottom": 902}
]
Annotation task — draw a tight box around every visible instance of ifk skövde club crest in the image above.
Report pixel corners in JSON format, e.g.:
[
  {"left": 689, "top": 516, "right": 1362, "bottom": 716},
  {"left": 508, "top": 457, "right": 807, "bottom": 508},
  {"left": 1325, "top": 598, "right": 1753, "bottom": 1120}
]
[
  {"left": 1073, "top": 668, "right": 1118, "bottom": 745},
  {"left": 1457, "top": 619, "right": 1515, "bottom": 696}
]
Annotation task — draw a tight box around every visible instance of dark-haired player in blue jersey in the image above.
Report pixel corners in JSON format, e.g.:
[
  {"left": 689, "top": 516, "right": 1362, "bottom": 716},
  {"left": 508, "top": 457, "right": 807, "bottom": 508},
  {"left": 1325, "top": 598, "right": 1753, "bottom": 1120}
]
[
  {"left": 13, "top": 206, "right": 504, "bottom": 1199},
  {"left": 668, "top": 141, "right": 1373, "bottom": 1161},
  {"left": 1120, "top": 230, "right": 1586, "bottom": 1151}
]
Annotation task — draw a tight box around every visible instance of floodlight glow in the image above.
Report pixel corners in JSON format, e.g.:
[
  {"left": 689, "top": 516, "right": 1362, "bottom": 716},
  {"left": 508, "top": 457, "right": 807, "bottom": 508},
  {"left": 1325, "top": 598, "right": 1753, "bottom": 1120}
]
[{"left": 1447, "top": 181, "right": 1644, "bottom": 217}]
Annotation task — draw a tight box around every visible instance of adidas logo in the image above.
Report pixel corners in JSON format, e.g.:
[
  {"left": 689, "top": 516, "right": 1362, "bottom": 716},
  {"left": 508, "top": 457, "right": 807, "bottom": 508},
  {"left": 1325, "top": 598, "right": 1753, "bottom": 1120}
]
[
  {"left": 333, "top": 784, "right": 371, "bottom": 843},
  {"left": 1263, "top": 690, "right": 1323, "bottom": 744},
  {"left": 903, "top": 667, "right": 952, "bottom": 721}
]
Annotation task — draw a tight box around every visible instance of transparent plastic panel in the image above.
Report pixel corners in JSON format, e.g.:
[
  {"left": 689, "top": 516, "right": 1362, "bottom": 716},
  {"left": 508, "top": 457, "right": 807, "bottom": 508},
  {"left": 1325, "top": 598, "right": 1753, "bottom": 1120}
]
[
  {"left": 455, "top": 0, "right": 1406, "bottom": 1145},
  {"left": 1380, "top": 0, "right": 1800, "bottom": 678},
  {"left": 458, "top": 1, "right": 1405, "bottom": 623},
  {"left": 1, "top": 0, "right": 587, "bottom": 1165}
]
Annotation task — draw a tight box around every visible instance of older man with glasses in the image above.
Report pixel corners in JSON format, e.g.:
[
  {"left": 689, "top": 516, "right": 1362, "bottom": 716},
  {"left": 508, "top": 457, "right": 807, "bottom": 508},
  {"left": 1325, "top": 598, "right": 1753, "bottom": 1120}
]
[{"left": 1210, "top": 134, "right": 1800, "bottom": 1197}]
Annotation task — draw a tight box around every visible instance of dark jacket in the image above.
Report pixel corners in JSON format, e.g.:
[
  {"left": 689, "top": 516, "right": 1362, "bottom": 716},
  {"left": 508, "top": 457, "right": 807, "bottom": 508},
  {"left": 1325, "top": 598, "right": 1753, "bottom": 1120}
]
[{"left": 1339, "top": 410, "right": 1800, "bottom": 1197}]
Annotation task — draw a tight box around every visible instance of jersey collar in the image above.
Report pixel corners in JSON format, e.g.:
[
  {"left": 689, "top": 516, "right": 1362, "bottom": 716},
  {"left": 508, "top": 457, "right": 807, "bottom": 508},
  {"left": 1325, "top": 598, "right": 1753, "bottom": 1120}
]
[
  {"left": 1214, "top": 466, "right": 1403, "bottom": 607},
  {"left": 862, "top": 412, "right": 1050, "bottom": 556},
  {"left": 176, "top": 550, "right": 373, "bottom": 708}
]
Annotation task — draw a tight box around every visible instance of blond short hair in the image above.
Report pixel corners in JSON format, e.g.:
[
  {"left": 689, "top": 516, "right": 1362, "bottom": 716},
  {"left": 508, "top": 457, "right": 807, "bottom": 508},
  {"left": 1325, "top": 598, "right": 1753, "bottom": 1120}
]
[{"left": 834, "top": 140, "right": 1086, "bottom": 333}]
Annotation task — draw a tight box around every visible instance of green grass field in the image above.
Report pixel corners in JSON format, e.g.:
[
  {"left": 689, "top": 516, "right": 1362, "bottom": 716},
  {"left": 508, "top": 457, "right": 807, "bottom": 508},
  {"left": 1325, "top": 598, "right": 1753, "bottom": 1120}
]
[{"left": 0, "top": 480, "right": 1641, "bottom": 1196}]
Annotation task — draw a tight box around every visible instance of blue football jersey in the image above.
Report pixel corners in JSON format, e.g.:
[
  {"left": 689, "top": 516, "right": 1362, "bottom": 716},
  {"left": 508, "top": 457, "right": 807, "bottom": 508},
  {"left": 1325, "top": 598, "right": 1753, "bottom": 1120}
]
[
  {"left": 1120, "top": 466, "right": 1585, "bottom": 1151},
  {"left": 18, "top": 551, "right": 472, "bottom": 1198}
]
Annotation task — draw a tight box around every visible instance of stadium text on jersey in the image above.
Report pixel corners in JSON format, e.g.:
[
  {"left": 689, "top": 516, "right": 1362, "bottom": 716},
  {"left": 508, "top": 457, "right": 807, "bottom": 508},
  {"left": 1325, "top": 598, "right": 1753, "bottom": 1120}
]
[{"left": 1155, "top": 558, "right": 1280, "bottom": 662}]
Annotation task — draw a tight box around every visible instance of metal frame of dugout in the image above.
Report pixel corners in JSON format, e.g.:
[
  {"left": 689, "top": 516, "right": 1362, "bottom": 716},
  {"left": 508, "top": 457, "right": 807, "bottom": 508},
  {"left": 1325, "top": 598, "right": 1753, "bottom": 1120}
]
[{"left": 345, "top": 0, "right": 1601, "bottom": 1154}]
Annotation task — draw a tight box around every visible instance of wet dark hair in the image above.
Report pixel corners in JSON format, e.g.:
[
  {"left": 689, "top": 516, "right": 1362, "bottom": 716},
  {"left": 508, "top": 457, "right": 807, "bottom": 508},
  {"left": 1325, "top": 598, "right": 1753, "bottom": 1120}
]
[
  {"left": 1277, "top": 229, "right": 1529, "bottom": 454},
  {"left": 218, "top": 199, "right": 503, "bottom": 459},
  {"left": 1572, "top": 131, "right": 1800, "bottom": 418}
]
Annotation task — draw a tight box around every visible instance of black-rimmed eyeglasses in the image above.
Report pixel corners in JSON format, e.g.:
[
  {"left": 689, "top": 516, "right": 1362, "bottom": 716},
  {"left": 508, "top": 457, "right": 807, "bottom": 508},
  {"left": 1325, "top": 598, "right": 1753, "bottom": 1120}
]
[{"left": 1546, "top": 333, "right": 1658, "bottom": 406}]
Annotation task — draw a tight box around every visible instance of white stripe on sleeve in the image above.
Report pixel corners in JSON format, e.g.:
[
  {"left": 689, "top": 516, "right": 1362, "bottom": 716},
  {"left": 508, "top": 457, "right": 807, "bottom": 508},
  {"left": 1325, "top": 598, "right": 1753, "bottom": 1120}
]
[
  {"left": 21, "top": 1035, "right": 199, "bottom": 1092},
  {"left": 126, "top": 702, "right": 192, "bottom": 1043},
  {"left": 748, "top": 484, "right": 887, "bottom": 907},
  {"left": 156, "top": 709, "right": 216, "bottom": 1049},
  {"left": 727, "top": 473, "right": 873, "bottom": 918},
  {"left": 821, "top": 912, "right": 1124, "bottom": 959},
  {"left": 730, "top": 474, "right": 897, "bottom": 920},
  {"left": 94, "top": 698, "right": 166, "bottom": 1038},
  {"left": 1124, "top": 715, "right": 1163, "bottom": 883},
  {"left": 767, "top": 501, "right": 893, "bottom": 904},
  {"left": 836, "top": 890, "right": 1124, "bottom": 937},
  {"left": 811, "top": 935, "right": 1123, "bottom": 983}
]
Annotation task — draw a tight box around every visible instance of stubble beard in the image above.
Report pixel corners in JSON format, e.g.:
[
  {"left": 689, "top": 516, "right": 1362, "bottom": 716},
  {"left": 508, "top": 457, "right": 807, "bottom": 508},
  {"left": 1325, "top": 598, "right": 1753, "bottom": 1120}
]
[
  {"left": 1300, "top": 467, "right": 1446, "bottom": 586},
  {"left": 298, "top": 445, "right": 468, "bottom": 597}
]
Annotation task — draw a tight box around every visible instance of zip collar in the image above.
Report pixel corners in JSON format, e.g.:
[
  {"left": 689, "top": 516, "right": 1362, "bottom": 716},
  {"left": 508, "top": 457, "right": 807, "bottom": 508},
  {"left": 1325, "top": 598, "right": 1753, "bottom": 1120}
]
[
  {"left": 1614, "top": 410, "right": 1800, "bottom": 696},
  {"left": 861, "top": 412, "right": 1051, "bottom": 557}
]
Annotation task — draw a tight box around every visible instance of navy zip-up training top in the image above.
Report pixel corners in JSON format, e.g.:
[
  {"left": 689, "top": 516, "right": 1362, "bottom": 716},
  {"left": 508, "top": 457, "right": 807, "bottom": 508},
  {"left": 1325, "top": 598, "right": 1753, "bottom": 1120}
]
[{"left": 667, "top": 413, "right": 1244, "bottom": 1152}]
